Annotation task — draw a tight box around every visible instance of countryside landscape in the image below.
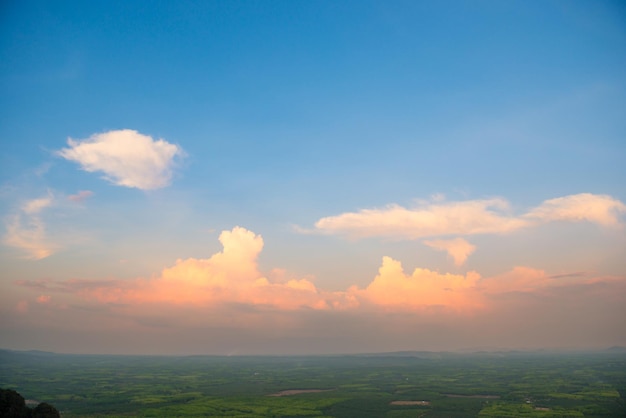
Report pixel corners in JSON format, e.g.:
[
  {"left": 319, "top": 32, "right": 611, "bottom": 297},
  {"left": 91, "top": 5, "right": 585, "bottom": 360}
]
[
  {"left": 2, "top": 1, "right": 626, "bottom": 417},
  {"left": 2, "top": 348, "right": 625, "bottom": 417}
]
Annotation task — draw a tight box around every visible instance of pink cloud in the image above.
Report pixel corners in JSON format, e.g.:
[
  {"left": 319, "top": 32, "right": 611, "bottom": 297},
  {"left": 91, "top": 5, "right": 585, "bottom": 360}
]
[
  {"left": 423, "top": 238, "right": 476, "bottom": 266},
  {"left": 6, "top": 223, "right": 625, "bottom": 354},
  {"left": 15, "top": 227, "right": 625, "bottom": 321},
  {"left": 37, "top": 295, "right": 51, "bottom": 304},
  {"left": 68, "top": 190, "right": 94, "bottom": 202},
  {"left": 479, "top": 266, "right": 551, "bottom": 294}
]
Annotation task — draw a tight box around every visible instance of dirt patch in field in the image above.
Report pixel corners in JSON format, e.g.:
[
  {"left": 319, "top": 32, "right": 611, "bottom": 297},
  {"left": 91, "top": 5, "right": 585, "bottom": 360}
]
[
  {"left": 390, "top": 400, "right": 431, "bottom": 406},
  {"left": 268, "top": 389, "right": 334, "bottom": 397},
  {"left": 444, "top": 394, "right": 500, "bottom": 399},
  {"left": 534, "top": 407, "right": 551, "bottom": 411}
]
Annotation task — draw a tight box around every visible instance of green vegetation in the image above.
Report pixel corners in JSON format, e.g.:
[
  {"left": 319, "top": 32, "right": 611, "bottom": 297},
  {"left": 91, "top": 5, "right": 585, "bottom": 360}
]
[{"left": 1, "top": 350, "right": 625, "bottom": 417}]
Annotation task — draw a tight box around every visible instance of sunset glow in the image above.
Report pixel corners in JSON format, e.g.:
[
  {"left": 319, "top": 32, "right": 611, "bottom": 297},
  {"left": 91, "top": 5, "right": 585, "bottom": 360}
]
[{"left": 1, "top": 1, "right": 624, "bottom": 355}]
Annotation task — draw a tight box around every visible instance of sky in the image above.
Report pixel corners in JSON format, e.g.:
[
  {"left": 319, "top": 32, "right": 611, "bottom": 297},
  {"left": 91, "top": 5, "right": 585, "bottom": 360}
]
[{"left": 1, "top": 0, "right": 625, "bottom": 355}]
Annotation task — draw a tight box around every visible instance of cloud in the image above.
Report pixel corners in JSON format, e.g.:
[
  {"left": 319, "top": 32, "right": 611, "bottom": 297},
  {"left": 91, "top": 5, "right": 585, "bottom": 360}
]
[
  {"left": 15, "top": 226, "right": 624, "bottom": 321},
  {"left": 57, "top": 129, "right": 184, "bottom": 190},
  {"left": 423, "top": 238, "right": 476, "bottom": 266},
  {"left": 15, "top": 278, "right": 121, "bottom": 293},
  {"left": 68, "top": 190, "right": 94, "bottom": 203},
  {"left": 549, "top": 272, "right": 588, "bottom": 279},
  {"left": 80, "top": 227, "right": 335, "bottom": 310},
  {"left": 22, "top": 194, "right": 53, "bottom": 214},
  {"left": 37, "top": 295, "right": 51, "bottom": 304},
  {"left": 3, "top": 194, "right": 56, "bottom": 259},
  {"left": 524, "top": 193, "right": 626, "bottom": 227},
  {"left": 314, "top": 198, "right": 527, "bottom": 239},
  {"left": 7, "top": 224, "right": 626, "bottom": 354},
  {"left": 311, "top": 193, "right": 625, "bottom": 240},
  {"left": 350, "top": 256, "right": 483, "bottom": 311},
  {"left": 479, "top": 266, "right": 551, "bottom": 294}
]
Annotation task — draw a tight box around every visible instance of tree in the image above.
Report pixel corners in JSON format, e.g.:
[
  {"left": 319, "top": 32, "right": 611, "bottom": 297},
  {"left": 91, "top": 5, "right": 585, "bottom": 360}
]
[
  {"left": 0, "top": 388, "right": 59, "bottom": 418},
  {"left": 32, "top": 402, "right": 60, "bottom": 418}
]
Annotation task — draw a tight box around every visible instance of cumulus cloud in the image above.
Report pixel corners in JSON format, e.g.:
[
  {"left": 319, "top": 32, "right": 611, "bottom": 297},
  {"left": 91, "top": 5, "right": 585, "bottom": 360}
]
[
  {"left": 350, "top": 257, "right": 483, "bottom": 311},
  {"left": 68, "top": 190, "right": 94, "bottom": 203},
  {"left": 81, "top": 227, "right": 336, "bottom": 310},
  {"left": 311, "top": 193, "right": 626, "bottom": 240},
  {"left": 424, "top": 238, "right": 476, "bottom": 266},
  {"left": 16, "top": 225, "right": 625, "bottom": 321},
  {"left": 57, "top": 129, "right": 184, "bottom": 190},
  {"left": 8, "top": 223, "right": 626, "bottom": 354},
  {"left": 3, "top": 194, "right": 55, "bottom": 259}
]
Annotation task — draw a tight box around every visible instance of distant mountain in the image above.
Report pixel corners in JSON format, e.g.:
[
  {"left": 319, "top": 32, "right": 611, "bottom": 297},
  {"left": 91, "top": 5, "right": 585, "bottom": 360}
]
[
  {"left": 2, "top": 346, "right": 626, "bottom": 359},
  {"left": 0, "top": 349, "right": 57, "bottom": 357},
  {"left": 23, "top": 350, "right": 57, "bottom": 355},
  {"left": 352, "top": 351, "right": 447, "bottom": 358}
]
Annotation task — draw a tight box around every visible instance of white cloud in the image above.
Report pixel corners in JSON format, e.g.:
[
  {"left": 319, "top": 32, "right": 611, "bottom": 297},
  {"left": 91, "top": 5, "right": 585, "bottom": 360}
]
[
  {"left": 57, "top": 129, "right": 184, "bottom": 190},
  {"left": 22, "top": 194, "right": 53, "bottom": 214},
  {"left": 311, "top": 193, "right": 626, "bottom": 240},
  {"left": 524, "top": 193, "right": 626, "bottom": 227},
  {"left": 314, "top": 198, "right": 528, "bottom": 239},
  {"left": 424, "top": 238, "right": 476, "bottom": 266},
  {"left": 3, "top": 194, "right": 56, "bottom": 259}
]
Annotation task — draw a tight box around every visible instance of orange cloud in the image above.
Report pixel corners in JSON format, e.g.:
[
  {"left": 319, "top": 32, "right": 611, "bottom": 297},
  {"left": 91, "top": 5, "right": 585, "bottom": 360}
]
[
  {"left": 83, "top": 227, "right": 331, "bottom": 310},
  {"left": 423, "top": 238, "right": 476, "bottom": 266},
  {"left": 350, "top": 256, "right": 483, "bottom": 311},
  {"left": 74, "top": 228, "right": 490, "bottom": 313},
  {"left": 22, "top": 225, "right": 623, "bottom": 319}
]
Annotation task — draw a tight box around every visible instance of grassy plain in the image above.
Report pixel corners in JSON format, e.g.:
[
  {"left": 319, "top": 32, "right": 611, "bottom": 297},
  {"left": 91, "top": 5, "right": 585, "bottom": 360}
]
[{"left": 1, "top": 349, "right": 625, "bottom": 417}]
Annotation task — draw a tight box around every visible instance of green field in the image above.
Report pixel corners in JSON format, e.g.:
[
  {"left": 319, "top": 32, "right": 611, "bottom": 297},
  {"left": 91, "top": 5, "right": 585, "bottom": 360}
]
[{"left": 1, "top": 349, "right": 625, "bottom": 417}]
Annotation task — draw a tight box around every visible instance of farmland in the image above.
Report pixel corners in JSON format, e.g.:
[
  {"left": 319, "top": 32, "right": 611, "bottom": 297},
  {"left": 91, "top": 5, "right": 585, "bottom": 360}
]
[{"left": 1, "top": 349, "right": 625, "bottom": 417}]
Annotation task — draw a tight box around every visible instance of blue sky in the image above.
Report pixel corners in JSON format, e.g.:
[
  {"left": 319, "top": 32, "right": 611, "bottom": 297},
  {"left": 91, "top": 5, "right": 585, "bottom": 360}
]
[{"left": 1, "top": 0, "right": 625, "bottom": 355}]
